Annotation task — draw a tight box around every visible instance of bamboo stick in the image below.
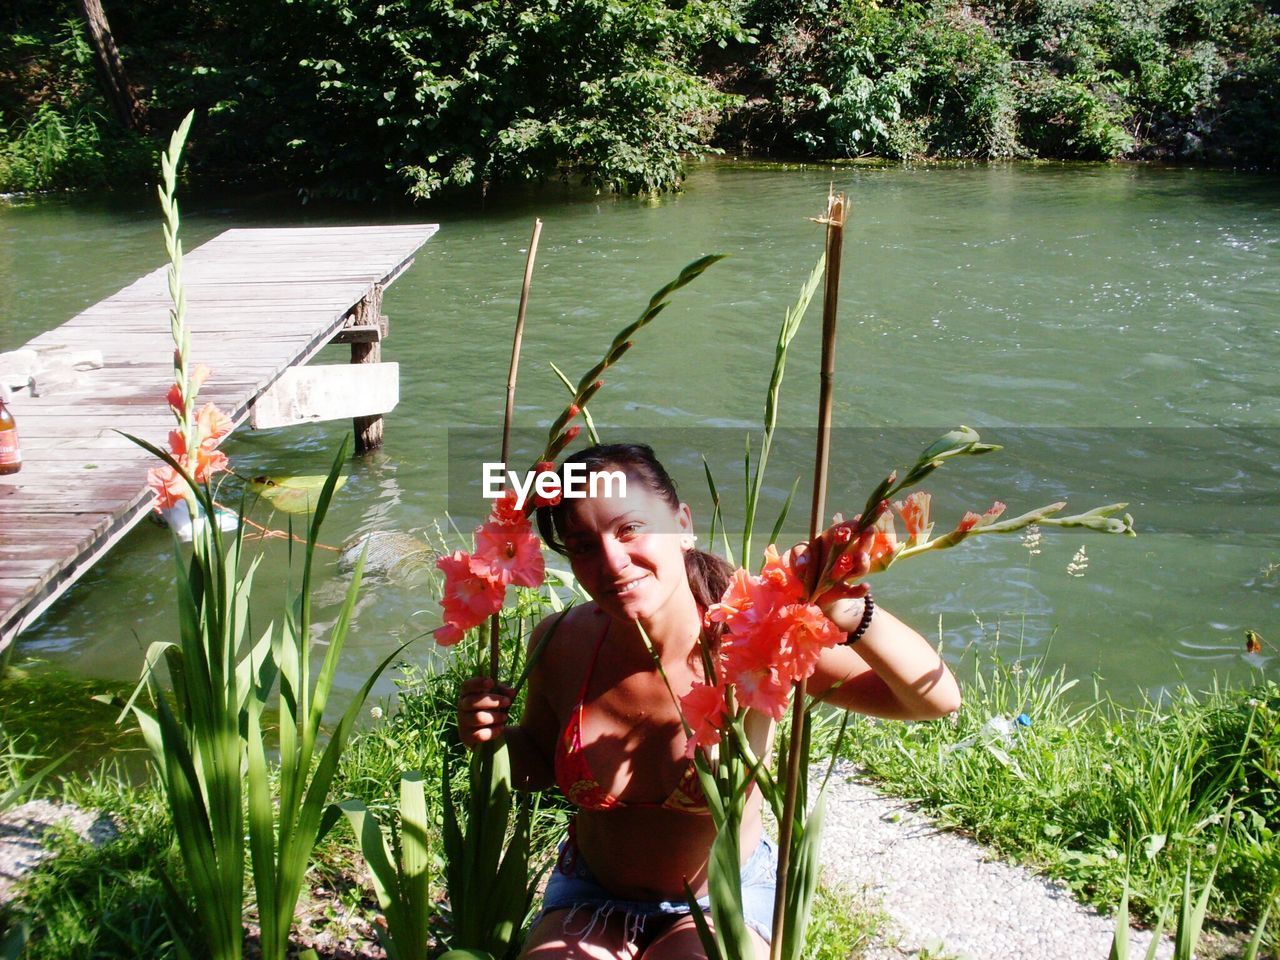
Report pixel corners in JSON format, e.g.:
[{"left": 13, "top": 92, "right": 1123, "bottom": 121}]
[
  {"left": 491, "top": 218, "right": 543, "bottom": 680},
  {"left": 770, "top": 193, "right": 847, "bottom": 960}
]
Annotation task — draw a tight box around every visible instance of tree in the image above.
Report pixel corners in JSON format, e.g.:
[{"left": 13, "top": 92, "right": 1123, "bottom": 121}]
[{"left": 73, "top": 0, "right": 145, "bottom": 129}]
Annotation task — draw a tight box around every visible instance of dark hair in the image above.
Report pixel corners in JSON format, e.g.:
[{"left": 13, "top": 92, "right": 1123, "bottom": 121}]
[{"left": 536, "top": 443, "right": 732, "bottom": 647}]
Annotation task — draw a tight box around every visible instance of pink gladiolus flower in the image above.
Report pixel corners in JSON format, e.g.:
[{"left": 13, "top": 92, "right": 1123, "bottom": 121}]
[
  {"left": 705, "top": 567, "right": 756, "bottom": 626},
  {"left": 474, "top": 519, "right": 545, "bottom": 587},
  {"left": 680, "top": 680, "right": 728, "bottom": 758},
  {"left": 191, "top": 446, "right": 229, "bottom": 484},
  {"left": 707, "top": 546, "right": 802, "bottom": 638},
  {"left": 955, "top": 501, "right": 1006, "bottom": 533},
  {"left": 434, "top": 623, "right": 466, "bottom": 647},
  {"left": 531, "top": 461, "right": 563, "bottom": 508},
  {"left": 893, "top": 492, "right": 932, "bottom": 538},
  {"left": 712, "top": 545, "right": 842, "bottom": 718},
  {"left": 166, "top": 364, "right": 211, "bottom": 415},
  {"left": 147, "top": 463, "right": 187, "bottom": 510},
  {"left": 191, "top": 364, "right": 210, "bottom": 391},
  {"left": 759, "top": 544, "right": 804, "bottom": 599},
  {"left": 722, "top": 636, "right": 792, "bottom": 719},
  {"left": 195, "top": 403, "right": 231, "bottom": 448},
  {"left": 489, "top": 489, "right": 525, "bottom": 526},
  {"left": 773, "top": 601, "right": 845, "bottom": 682},
  {"left": 867, "top": 509, "right": 900, "bottom": 572},
  {"left": 436, "top": 550, "right": 506, "bottom": 642}
]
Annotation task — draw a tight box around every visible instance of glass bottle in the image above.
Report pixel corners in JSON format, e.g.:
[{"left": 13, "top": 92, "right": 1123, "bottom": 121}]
[{"left": 0, "top": 392, "right": 21, "bottom": 475}]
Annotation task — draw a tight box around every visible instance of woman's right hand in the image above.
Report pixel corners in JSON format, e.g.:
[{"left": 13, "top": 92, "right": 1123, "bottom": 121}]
[{"left": 457, "top": 677, "right": 515, "bottom": 750}]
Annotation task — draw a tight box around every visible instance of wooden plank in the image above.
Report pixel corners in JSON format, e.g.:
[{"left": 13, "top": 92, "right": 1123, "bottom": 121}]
[
  {"left": 329, "top": 324, "right": 384, "bottom": 344},
  {"left": 1, "top": 223, "right": 437, "bottom": 654},
  {"left": 250, "top": 362, "right": 399, "bottom": 429}
]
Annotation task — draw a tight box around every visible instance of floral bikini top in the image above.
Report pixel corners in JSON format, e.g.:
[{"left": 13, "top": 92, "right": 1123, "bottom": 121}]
[{"left": 553, "top": 627, "right": 709, "bottom": 815}]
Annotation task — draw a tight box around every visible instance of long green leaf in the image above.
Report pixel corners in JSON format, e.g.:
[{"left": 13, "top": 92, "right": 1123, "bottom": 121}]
[
  {"left": 767, "top": 476, "right": 802, "bottom": 553},
  {"left": 398, "top": 772, "right": 433, "bottom": 956},
  {"left": 742, "top": 253, "right": 824, "bottom": 563},
  {"left": 441, "top": 754, "right": 465, "bottom": 932},
  {"left": 782, "top": 790, "right": 827, "bottom": 960},
  {"left": 270, "top": 633, "right": 412, "bottom": 956},
  {"left": 246, "top": 681, "right": 278, "bottom": 946},
  {"left": 706, "top": 822, "right": 753, "bottom": 960},
  {"left": 701, "top": 457, "right": 735, "bottom": 567},
  {"left": 337, "top": 798, "right": 406, "bottom": 960},
  {"left": 1242, "top": 893, "right": 1272, "bottom": 960},
  {"left": 550, "top": 361, "right": 601, "bottom": 445},
  {"left": 1108, "top": 879, "right": 1131, "bottom": 960},
  {"left": 1142, "top": 908, "right": 1169, "bottom": 960},
  {"left": 683, "top": 881, "right": 727, "bottom": 960}
]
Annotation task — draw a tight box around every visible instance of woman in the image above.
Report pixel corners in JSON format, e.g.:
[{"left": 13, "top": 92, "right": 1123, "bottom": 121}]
[{"left": 458, "top": 443, "right": 961, "bottom": 960}]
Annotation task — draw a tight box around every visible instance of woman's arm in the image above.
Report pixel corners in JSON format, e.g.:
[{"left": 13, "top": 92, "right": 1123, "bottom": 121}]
[
  {"left": 808, "top": 597, "right": 962, "bottom": 720},
  {"left": 456, "top": 616, "right": 563, "bottom": 792}
]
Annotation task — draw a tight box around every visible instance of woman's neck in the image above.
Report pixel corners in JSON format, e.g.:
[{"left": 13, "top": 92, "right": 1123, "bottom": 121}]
[{"left": 627, "top": 586, "right": 702, "bottom": 666}]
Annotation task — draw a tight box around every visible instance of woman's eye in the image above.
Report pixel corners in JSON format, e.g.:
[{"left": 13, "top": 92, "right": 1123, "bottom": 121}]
[{"left": 618, "top": 523, "right": 642, "bottom": 539}]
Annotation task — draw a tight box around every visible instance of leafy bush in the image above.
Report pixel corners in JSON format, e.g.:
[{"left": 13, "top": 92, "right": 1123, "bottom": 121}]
[
  {"left": 1017, "top": 69, "right": 1134, "bottom": 158},
  {"left": 0, "top": 18, "right": 152, "bottom": 192},
  {"left": 740, "top": 0, "right": 1020, "bottom": 159},
  {"left": 730, "top": 0, "right": 1277, "bottom": 164}
]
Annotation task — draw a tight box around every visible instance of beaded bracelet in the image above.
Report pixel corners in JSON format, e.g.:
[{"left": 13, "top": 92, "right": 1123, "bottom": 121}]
[{"left": 843, "top": 591, "right": 875, "bottom": 645}]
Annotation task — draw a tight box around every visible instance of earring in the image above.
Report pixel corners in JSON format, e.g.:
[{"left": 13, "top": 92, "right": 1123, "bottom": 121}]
[{"left": 681, "top": 534, "right": 698, "bottom": 550}]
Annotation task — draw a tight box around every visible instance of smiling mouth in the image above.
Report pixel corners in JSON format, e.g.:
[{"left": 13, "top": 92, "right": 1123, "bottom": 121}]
[{"left": 612, "top": 575, "right": 650, "bottom": 596}]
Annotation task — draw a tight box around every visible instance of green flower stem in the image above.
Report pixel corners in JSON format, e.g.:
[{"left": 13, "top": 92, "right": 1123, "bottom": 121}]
[
  {"left": 742, "top": 253, "right": 824, "bottom": 565},
  {"left": 537, "top": 254, "right": 726, "bottom": 465}
]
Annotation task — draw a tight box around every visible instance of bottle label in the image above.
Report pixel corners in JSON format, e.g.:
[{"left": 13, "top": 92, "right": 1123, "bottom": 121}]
[{"left": 0, "top": 429, "right": 20, "bottom": 466}]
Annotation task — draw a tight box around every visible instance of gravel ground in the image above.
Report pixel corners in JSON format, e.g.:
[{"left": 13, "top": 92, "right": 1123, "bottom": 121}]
[
  {"left": 0, "top": 799, "right": 118, "bottom": 902},
  {"left": 815, "top": 760, "right": 1173, "bottom": 960}
]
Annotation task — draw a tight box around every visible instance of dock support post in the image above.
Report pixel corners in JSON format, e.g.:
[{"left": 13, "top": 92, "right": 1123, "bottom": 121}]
[{"left": 345, "top": 285, "right": 387, "bottom": 453}]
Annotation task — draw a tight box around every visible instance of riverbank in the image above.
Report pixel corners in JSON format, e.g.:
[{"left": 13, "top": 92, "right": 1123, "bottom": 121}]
[
  {"left": 0, "top": 654, "right": 1274, "bottom": 958},
  {"left": 3, "top": 0, "right": 1277, "bottom": 198}
]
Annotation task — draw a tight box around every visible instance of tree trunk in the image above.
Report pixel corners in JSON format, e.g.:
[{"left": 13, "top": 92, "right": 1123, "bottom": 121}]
[{"left": 73, "top": 0, "right": 145, "bottom": 130}]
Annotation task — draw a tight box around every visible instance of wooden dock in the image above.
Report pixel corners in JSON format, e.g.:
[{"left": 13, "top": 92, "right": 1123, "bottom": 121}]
[{"left": 0, "top": 223, "right": 438, "bottom": 655}]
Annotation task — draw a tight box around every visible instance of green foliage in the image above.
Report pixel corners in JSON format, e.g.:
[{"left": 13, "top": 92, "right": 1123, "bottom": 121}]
[
  {"left": 329, "top": 588, "right": 571, "bottom": 955},
  {"left": 801, "top": 882, "right": 882, "bottom": 960},
  {"left": 14, "top": 777, "right": 182, "bottom": 960},
  {"left": 441, "top": 743, "right": 534, "bottom": 959},
  {"left": 0, "top": 17, "right": 152, "bottom": 191},
  {"left": 738, "top": 0, "right": 1021, "bottom": 159},
  {"left": 244, "top": 442, "right": 409, "bottom": 960},
  {"left": 4, "top": 0, "right": 1277, "bottom": 192},
  {"left": 732, "top": 0, "right": 1278, "bottom": 164},
  {"left": 1018, "top": 70, "right": 1134, "bottom": 159},
  {"left": 842, "top": 647, "right": 1280, "bottom": 928},
  {"left": 335, "top": 772, "right": 433, "bottom": 960},
  {"left": 294, "top": 0, "right": 742, "bottom": 197}
]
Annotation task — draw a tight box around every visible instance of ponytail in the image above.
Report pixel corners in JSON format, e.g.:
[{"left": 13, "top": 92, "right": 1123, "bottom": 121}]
[{"left": 684, "top": 547, "right": 733, "bottom": 656}]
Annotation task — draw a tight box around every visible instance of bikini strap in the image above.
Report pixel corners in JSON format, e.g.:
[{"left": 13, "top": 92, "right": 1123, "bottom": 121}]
[{"left": 575, "top": 617, "right": 610, "bottom": 703}]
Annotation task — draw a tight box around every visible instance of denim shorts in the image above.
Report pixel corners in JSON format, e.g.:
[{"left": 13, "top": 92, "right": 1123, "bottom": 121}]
[{"left": 537, "top": 833, "right": 777, "bottom": 945}]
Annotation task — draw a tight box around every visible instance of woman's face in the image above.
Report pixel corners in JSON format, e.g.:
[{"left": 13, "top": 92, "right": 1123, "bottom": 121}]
[{"left": 559, "top": 476, "right": 693, "bottom": 623}]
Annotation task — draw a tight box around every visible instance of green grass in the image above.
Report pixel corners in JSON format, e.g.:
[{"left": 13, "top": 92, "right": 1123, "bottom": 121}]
[
  {"left": 0, "top": 666, "right": 144, "bottom": 780},
  {"left": 839, "top": 646, "right": 1280, "bottom": 940},
  {"left": 802, "top": 881, "right": 884, "bottom": 960},
  {"left": 7, "top": 775, "right": 184, "bottom": 959},
  {"left": 3, "top": 600, "right": 1276, "bottom": 956}
]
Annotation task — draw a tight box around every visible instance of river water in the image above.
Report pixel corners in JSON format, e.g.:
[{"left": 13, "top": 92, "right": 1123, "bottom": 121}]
[{"left": 2, "top": 161, "right": 1277, "bottom": 706}]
